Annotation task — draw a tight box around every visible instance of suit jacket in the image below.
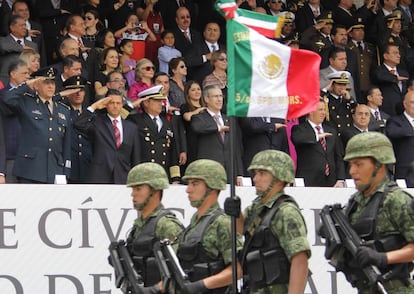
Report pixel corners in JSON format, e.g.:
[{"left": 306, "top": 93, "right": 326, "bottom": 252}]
[
  {"left": 0, "top": 35, "right": 38, "bottom": 84},
  {"left": 239, "top": 117, "right": 289, "bottom": 176},
  {"left": 372, "top": 64, "right": 408, "bottom": 116},
  {"left": 29, "top": 20, "right": 47, "bottom": 67},
  {"left": 368, "top": 110, "right": 389, "bottom": 133},
  {"left": 333, "top": 5, "right": 373, "bottom": 29},
  {"left": 172, "top": 27, "right": 210, "bottom": 82},
  {"left": 74, "top": 110, "right": 141, "bottom": 184},
  {"left": 128, "top": 112, "right": 181, "bottom": 181},
  {"left": 386, "top": 114, "right": 414, "bottom": 187},
  {"left": 3, "top": 83, "right": 71, "bottom": 183},
  {"left": 291, "top": 121, "right": 345, "bottom": 187},
  {"left": 0, "top": 112, "right": 5, "bottom": 175},
  {"left": 295, "top": 4, "right": 325, "bottom": 33},
  {"left": 340, "top": 125, "right": 364, "bottom": 150},
  {"left": 191, "top": 111, "right": 243, "bottom": 181}
]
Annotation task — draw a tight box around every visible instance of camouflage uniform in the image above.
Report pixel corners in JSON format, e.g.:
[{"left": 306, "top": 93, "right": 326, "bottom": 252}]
[
  {"left": 343, "top": 132, "right": 414, "bottom": 293},
  {"left": 242, "top": 150, "right": 310, "bottom": 293}
]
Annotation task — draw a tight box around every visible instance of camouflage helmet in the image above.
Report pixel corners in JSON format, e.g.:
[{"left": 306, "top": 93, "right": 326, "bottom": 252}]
[
  {"left": 182, "top": 159, "right": 227, "bottom": 190},
  {"left": 247, "top": 150, "right": 295, "bottom": 183},
  {"left": 126, "top": 162, "right": 169, "bottom": 189},
  {"left": 344, "top": 132, "right": 395, "bottom": 164}
]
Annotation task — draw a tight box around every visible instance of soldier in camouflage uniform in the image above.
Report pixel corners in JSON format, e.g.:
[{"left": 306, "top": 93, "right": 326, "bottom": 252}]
[
  {"left": 125, "top": 162, "right": 184, "bottom": 292},
  {"left": 176, "top": 159, "right": 243, "bottom": 293},
  {"left": 341, "top": 132, "right": 414, "bottom": 293},
  {"left": 240, "top": 150, "right": 310, "bottom": 294}
]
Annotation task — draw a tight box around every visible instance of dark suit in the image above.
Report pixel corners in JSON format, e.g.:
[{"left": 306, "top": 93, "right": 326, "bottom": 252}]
[
  {"left": 28, "top": 20, "right": 47, "bottom": 67},
  {"left": 74, "top": 110, "right": 141, "bottom": 184},
  {"left": 0, "top": 35, "right": 38, "bottom": 84},
  {"left": 128, "top": 112, "right": 181, "bottom": 181},
  {"left": 386, "top": 114, "right": 414, "bottom": 187},
  {"left": 172, "top": 27, "right": 209, "bottom": 83},
  {"left": 68, "top": 108, "right": 92, "bottom": 183},
  {"left": 4, "top": 83, "right": 72, "bottom": 183},
  {"left": 0, "top": 112, "right": 5, "bottom": 176},
  {"left": 368, "top": 109, "right": 389, "bottom": 133},
  {"left": 340, "top": 125, "right": 363, "bottom": 150},
  {"left": 292, "top": 121, "right": 345, "bottom": 187},
  {"left": 191, "top": 111, "right": 243, "bottom": 182},
  {"left": 295, "top": 4, "right": 325, "bottom": 33},
  {"left": 158, "top": 0, "right": 197, "bottom": 30},
  {"left": 371, "top": 64, "right": 408, "bottom": 116},
  {"left": 239, "top": 117, "right": 289, "bottom": 176},
  {"left": 333, "top": 5, "right": 373, "bottom": 29},
  {"left": 0, "top": 1, "right": 12, "bottom": 36}
]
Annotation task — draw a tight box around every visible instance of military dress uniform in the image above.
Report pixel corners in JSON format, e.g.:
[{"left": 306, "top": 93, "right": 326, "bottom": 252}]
[
  {"left": 4, "top": 83, "right": 71, "bottom": 183},
  {"left": 242, "top": 191, "right": 311, "bottom": 293},
  {"left": 127, "top": 204, "right": 184, "bottom": 286},
  {"left": 177, "top": 203, "right": 243, "bottom": 293},
  {"left": 344, "top": 179, "right": 414, "bottom": 293}
]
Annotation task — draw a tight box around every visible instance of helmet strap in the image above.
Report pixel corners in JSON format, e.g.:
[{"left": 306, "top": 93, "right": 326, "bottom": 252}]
[
  {"left": 258, "top": 177, "right": 277, "bottom": 199},
  {"left": 135, "top": 189, "right": 155, "bottom": 211},
  {"left": 191, "top": 187, "right": 212, "bottom": 208},
  {"left": 358, "top": 162, "right": 381, "bottom": 193}
]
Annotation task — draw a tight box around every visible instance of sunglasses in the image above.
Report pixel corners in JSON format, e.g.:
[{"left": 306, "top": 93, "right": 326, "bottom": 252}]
[
  {"left": 218, "top": 57, "right": 227, "bottom": 61},
  {"left": 142, "top": 66, "right": 155, "bottom": 71}
]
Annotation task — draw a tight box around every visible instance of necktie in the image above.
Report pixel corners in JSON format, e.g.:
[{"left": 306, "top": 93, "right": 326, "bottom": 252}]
[
  {"left": 45, "top": 100, "right": 52, "bottom": 115},
  {"left": 315, "top": 126, "right": 330, "bottom": 176},
  {"left": 183, "top": 30, "right": 191, "bottom": 43},
  {"left": 78, "top": 37, "right": 83, "bottom": 48},
  {"left": 113, "top": 119, "right": 121, "bottom": 148},
  {"left": 390, "top": 69, "right": 396, "bottom": 75},
  {"left": 325, "top": 36, "right": 331, "bottom": 45},
  {"left": 211, "top": 44, "right": 216, "bottom": 52},
  {"left": 76, "top": 109, "right": 81, "bottom": 116},
  {"left": 213, "top": 114, "right": 225, "bottom": 142},
  {"left": 357, "top": 41, "right": 363, "bottom": 53},
  {"left": 16, "top": 39, "right": 22, "bottom": 46},
  {"left": 313, "top": 9, "right": 319, "bottom": 17},
  {"left": 153, "top": 117, "right": 159, "bottom": 132},
  {"left": 405, "top": 7, "right": 412, "bottom": 22},
  {"left": 374, "top": 110, "right": 380, "bottom": 121}
]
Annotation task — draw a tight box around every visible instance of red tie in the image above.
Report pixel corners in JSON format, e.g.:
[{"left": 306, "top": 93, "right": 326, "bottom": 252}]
[
  {"left": 113, "top": 119, "right": 121, "bottom": 148},
  {"left": 315, "top": 126, "right": 330, "bottom": 176},
  {"left": 390, "top": 69, "right": 396, "bottom": 75}
]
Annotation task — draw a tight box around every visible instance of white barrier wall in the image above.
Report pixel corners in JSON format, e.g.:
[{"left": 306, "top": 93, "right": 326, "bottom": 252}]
[{"left": 1, "top": 185, "right": 409, "bottom": 294}]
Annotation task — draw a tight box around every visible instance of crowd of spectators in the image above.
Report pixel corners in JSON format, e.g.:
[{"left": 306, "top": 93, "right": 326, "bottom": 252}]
[{"left": 0, "top": 0, "right": 414, "bottom": 187}]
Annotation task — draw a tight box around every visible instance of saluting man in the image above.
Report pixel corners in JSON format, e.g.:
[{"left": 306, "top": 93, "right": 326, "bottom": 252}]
[{"left": 3, "top": 67, "right": 73, "bottom": 183}]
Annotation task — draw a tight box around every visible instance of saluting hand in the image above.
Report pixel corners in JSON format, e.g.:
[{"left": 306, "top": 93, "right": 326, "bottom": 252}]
[{"left": 91, "top": 96, "right": 113, "bottom": 111}]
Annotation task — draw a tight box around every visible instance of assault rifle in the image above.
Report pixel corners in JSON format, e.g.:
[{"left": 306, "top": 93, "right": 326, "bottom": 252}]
[
  {"left": 108, "top": 240, "right": 145, "bottom": 294},
  {"left": 319, "top": 204, "right": 388, "bottom": 294},
  {"left": 153, "top": 239, "right": 189, "bottom": 291}
]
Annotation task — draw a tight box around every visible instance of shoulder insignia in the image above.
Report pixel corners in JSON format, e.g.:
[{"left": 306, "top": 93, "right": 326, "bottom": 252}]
[
  {"left": 23, "top": 92, "right": 34, "bottom": 98},
  {"left": 57, "top": 101, "right": 71, "bottom": 110}
]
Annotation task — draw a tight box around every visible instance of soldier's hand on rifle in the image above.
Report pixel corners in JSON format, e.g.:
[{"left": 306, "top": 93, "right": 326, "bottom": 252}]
[
  {"left": 356, "top": 246, "right": 387, "bottom": 268},
  {"left": 224, "top": 196, "right": 241, "bottom": 217},
  {"left": 181, "top": 280, "right": 208, "bottom": 294}
]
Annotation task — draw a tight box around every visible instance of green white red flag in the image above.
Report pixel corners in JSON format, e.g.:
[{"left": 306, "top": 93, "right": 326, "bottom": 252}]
[{"left": 216, "top": 0, "right": 321, "bottom": 119}]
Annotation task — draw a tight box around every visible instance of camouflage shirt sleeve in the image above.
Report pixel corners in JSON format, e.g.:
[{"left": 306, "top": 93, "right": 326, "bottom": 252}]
[
  {"left": 271, "top": 202, "right": 311, "bottom": 261},
  {"left": 380, "top": 189, "right": 414, "bottom": 243},
  {"left": 202, "top": 214, "right": 244, "bottom": 266},
  {"left": 155, "top": 214, "right": 185, "bottom": 243}
]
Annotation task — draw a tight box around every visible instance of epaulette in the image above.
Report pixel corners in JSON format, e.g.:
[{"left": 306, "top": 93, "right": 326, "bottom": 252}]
[
  {"left": 24, "top": 92, "right": 34, "bottom": 98},
  {"left": 57, "top": 101, "right": 71, "bottom": 110}
]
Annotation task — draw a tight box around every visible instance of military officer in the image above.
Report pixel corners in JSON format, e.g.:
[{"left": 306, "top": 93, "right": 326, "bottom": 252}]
[
  {"left": 62, "top": 75, "right": 92, "bottom": 183},
  {"left": 128, "top": 85, "right": 181, "bottom": 183},
  {"left": 177, "top": 159, "right": 242, "bottom": 293},
  {"left": 238, "top": 150, "right": 311, "bottom": 293},
  {"left": 123, "top": 162, "right": 184, "bottom": 292},
  {"left": 3, "top": 67, "right": 73, "bottom": 183},
  {"left": 300, "top": 10, "right": 334, "bottom": 53},
  {"left": 335, "top": 132, "right": 414, "bottom": 293},
  {"left": 324, "top": 71, "right": 357, "bottom": 137}
]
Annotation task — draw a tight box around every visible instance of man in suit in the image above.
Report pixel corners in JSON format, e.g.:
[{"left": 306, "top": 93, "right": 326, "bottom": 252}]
[
  {"left": 3, "top": 67, "right": 72, "bottom": 183},
  {"left": 191, "top": 85, "right": 243, "bottom": 184},
  {"left": 366, "top": 86, "right": 390, "bottom": 133},
  {"left": 292, "top": 99, "right": 345, "bottom": 187},
  {"left": 0, "top": 59, "right": 30, "bottom": 183},
  {"left": 74, "top": 89, "right": 141, "bottom": 184},
  {"left": 0, "top": 15, "right": 38, "bottom": 84},
  {"left": 128, "top": 85, "right": 182, "bottom": 183},
  {"left": 62, "top": 75, "right": 92, "bottom": 184},
  {"left": 172, "top": 7, "right": 211, "bottom": 82},
  {"left": 295, "top": 0, "right": 326, "bottom": 33},
  {"left": 386, "top": 90, "right": 414, "bottom": 187},
  {"left": 333, "top": 0, "right": 375, "bottom": 29},
  {"left": 239, "top": 117, "right": 289, "bottom": 176},
  {"left": 372, "top": 43, "right": 408, "bottom": 116},
  {"left": 341, "top": 103, "right": 371, "bottom": 148},
  {"left": 12, "top": 0, "right": 47, "bottom": 67},
  {"left": 158, "top": 0, "right": 197, "bottom": 30}
]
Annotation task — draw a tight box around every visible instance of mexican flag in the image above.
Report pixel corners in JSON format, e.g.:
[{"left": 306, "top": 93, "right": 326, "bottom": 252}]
[{"left": 216, "top": 0, "right": 321, "bottom": 119}]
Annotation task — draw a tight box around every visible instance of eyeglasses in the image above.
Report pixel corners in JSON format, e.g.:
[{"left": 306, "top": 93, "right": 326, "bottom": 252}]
[
  {"left": 110, "top": 79, "right": 126, "bottom": 83},
  {"left": 85, "top": 16, "right": 94, "bottom": 21},
  {"left": 218, "top": 57, "right": 227, "bottom": 61},
  {"left": 142, "top": 66, "right": 155, "bottom": 71}
]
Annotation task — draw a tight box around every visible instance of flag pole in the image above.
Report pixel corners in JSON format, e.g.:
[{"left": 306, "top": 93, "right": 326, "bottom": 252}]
[{"left": 229, "top": 116, "right": 238, "bottom": 293}]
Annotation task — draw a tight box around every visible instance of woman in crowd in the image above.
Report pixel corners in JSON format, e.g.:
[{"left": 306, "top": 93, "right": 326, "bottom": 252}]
[
  {"left": 83, "top": 9, "right": 104, "bottom": 45},
  {"left": 95, "top": 29, "right": 116, "bottom": 59},
  {"left": 19, "top": 48, "right": 40, "bottom": 76},
  {"left": 94, "top": 47, "right": 120, "bottom": 97},
  {"left": 119, "top": 39, "right": 136, "bottom": 87},
  {"left": 168, "top": 57, "right": 187, "bottom": 108},
  {"left": 180, "top": 80, "right": 205, "bottom": 165},
  {"left": 127, "top": 58, "right": 155, "bottom": 103}
]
